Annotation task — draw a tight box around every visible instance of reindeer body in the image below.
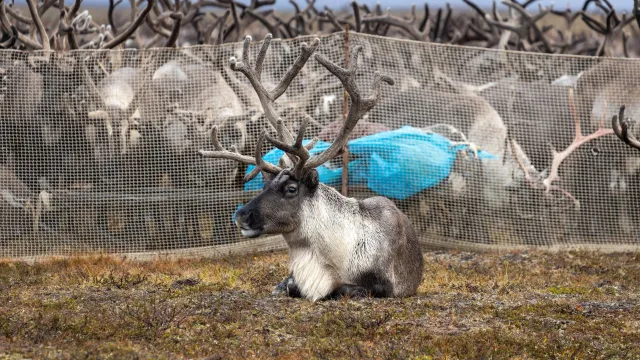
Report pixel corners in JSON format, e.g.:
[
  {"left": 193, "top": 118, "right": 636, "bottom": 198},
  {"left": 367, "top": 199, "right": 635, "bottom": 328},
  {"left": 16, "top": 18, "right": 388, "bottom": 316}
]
[
  {"left": 200, "top": 34, "right": 422, "bottom": 301},
  {"left": 282, "top": 183, "right": 423, "bottom": 301}
]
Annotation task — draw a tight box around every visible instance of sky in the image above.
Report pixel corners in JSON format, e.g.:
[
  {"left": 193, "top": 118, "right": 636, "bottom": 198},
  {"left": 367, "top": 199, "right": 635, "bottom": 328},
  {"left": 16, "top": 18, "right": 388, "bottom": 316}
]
[
  {"left": 298, "top": 0, "right": 633, "bottom": 11},
  {"left": 6, "top": 0, "right": 636, "bottom": 11}
]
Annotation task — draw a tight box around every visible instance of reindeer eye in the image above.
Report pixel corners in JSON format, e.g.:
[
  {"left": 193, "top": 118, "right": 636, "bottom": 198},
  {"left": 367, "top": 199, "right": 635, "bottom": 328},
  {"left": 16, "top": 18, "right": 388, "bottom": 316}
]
[{"left": 285, "top": 185, "right": 298, "bottom": 195}]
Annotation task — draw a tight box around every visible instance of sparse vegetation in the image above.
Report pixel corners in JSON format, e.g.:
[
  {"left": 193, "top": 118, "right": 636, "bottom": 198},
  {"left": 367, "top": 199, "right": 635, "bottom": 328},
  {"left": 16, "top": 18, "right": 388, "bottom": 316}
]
[{"left": 1, "top": 249, "right": 639, "bottom": 359}]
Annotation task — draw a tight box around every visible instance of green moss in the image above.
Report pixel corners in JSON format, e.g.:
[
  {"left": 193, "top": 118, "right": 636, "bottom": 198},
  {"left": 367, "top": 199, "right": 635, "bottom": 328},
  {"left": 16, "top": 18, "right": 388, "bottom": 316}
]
[{"left": 547, "top": 286, "right": 589, "bottom": 295}]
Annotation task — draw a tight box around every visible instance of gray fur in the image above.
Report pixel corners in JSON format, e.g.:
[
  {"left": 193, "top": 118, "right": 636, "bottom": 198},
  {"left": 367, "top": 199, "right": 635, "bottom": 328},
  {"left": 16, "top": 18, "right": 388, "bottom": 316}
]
[{"left": 235, "top": 170, "right": 424, "bottom": 302}]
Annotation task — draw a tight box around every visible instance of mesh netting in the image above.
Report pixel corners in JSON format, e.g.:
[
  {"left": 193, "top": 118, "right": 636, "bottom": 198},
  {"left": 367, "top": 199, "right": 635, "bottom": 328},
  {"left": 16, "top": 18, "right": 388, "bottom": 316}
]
[{"left": 2, "top": 31, "right": 640, "bottom": 260}]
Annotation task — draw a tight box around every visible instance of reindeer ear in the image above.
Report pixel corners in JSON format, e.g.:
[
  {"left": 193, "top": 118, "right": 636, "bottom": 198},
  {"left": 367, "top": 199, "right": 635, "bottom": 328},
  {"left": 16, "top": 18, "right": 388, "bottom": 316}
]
[
  {"left": 261, "top": 170, "right": 277, "bottom": 184},
  {"left": 302, "top": 169, "right": 319, "bottom": 190}
]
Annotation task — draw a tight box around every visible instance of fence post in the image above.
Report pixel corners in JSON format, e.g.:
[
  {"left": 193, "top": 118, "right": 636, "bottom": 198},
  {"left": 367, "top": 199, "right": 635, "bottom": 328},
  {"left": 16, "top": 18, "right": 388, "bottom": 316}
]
[{"left": 341, "top": 25, "right": 350, "bottom": 197}]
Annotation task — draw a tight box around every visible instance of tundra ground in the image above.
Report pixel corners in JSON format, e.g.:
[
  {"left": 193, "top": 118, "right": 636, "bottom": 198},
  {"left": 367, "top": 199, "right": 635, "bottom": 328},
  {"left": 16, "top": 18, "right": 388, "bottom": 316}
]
[{"left": 0, "top": 249, "right": 639, "bottom": 359}]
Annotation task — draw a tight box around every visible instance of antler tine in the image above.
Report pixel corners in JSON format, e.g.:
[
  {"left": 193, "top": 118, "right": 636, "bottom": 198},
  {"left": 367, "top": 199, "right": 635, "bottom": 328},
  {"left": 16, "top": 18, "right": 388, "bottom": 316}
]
[
  {"left": 25, "top": 0, "right": 50, "bottom": 52},
  {"left": 254, "top": 32, "right": 272, "bottom": 78},
  {"left": 275, "top": 117, "right": 286, "bottom": 142},
  {"left": 164, "top": 11, "right": 182, "bottom": 47},
  {"left": 304, "top": 46, "right": 394, "bottom": 171},
  {"left": 263, "top": 116, "right": 316, "bottom": 179},
  {"left": 199, "top": 126, "right": 283, "bottom": 182},
  {"left": 463, "top": 0, "right": 489, "bottom": 26},
  {"left": 108, "top": 0, "right": 121, "bottom": 34},
  {"left": 350, "top": 1, "right": 361, "bottom": 32},
  {"left": 199, "top": 125, "right": 255, "bottom": 163},
  {"left": 612, "top": 105, "right": 640, "bottom": 150},
  {"left": 371, "top": 71, "right": 396, "bottom": 105},
  {"left": 203, "top": 9, "right": 229, "bottom": 45},
  {"left": 271, "top": 37, "right": 320, "bottom": 100},
  {"left": 266, "top": 116, "right": 309, "bottom": 154},
  {"left": 360, "top": 6, "right": 427, "bottom": 40},
  {"left": 503, "top": 0, "right": 553, "bottom": 52},
  {"left": 210, "top": 125, "right": 225, "bottom": 151},
  {"left": 317, "top": 45, "right": 393, "bottom": 106},
  {"left": 245, "top": 8, "right": 282, "bottom": 38},
  {"left": 253, "top": 129, "right": 285, "bottom": 179},
  {"left": 580, "top": 10, "right": 607, "bottom": 34},
  {"left": 0, "top": 24, "right": 18, "bottom": 48},
  {"left": 102, "top": 0, "right": 156, "bottom": 49},
  {"left": 439, "top": 3, "right": 452, "bottom": 41},
  {"left": 612, "top": 104, "right": 626, "bottom": 138},
  {"left": 273, "top": 117, "right": 297, "bottom": 166},
  {"left": 294, "top": 116, "right": 310, "bottom": 152},
  {"left": 305, "top": 137, "right": 318, "bottom": 151},
  {"left": 59, "top": 6, "right": 79, "bottom": 49},
  {"left": 241, "top": 130, "right": 281, "bottom": 183}
]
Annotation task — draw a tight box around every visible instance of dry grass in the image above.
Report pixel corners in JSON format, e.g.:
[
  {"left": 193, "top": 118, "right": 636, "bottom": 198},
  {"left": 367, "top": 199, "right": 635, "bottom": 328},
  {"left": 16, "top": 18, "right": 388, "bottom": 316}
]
[{"left": 0, "top": 249, "right": 639, "bottom": 359}]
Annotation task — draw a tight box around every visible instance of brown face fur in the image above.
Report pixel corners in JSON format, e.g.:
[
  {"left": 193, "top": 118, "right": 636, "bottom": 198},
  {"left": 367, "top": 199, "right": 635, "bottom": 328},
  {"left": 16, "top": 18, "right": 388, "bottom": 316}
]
[{"left": 234, "top": 169, "right": 319, "bottom": 238}]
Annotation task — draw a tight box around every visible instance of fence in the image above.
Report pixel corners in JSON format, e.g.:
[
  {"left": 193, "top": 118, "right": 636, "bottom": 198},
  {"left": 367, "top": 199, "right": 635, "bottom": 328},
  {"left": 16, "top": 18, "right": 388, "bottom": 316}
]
[{"left": 2, "top": 31, "right": 640, "bottom": 260}]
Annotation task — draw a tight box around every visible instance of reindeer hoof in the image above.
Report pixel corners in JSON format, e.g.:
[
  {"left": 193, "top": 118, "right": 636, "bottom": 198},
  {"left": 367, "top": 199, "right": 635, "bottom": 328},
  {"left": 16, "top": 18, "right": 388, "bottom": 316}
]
[
  {"left": 272, "top": 275, "right": 295, "bottom": 296},
  {"left": 271, "top": 282, "right": 288, "bottom": 296}
]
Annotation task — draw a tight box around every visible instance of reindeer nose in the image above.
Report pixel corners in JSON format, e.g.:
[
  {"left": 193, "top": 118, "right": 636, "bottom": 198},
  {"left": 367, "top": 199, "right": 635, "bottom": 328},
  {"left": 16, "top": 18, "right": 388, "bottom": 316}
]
[
  {"left": 234, "top": 206, "right": 250, "bottom": 228},
  {"left": 233, "top": 203, "right": 249, "bottom": 226},
  {"left": 234, "top": 202, "right": 264, "bottom": 232}
]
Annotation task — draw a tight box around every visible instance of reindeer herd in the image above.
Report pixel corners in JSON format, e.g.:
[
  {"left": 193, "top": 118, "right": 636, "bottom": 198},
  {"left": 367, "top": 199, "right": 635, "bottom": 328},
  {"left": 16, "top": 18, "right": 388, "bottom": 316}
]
[{"left": 1, "top": 0, "right": 640, "bottom": 256}]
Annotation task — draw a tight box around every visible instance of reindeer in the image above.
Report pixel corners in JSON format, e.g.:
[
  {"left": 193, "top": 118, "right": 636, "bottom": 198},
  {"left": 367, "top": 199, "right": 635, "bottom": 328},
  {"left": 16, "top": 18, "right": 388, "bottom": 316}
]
[
  {"left": 199, "top": 34, "right": 424, "bottom": 301},
  {"left": 613, "top": 105, "right": 640, "bottom": 150}
]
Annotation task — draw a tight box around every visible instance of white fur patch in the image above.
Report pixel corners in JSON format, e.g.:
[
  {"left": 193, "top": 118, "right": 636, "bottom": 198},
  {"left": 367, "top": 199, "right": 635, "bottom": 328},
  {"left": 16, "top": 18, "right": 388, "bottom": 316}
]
[
  {"left": 289, "top": 248, "right": 336, "bottom": 302},
  {"left": 285, "top": 185, "right": 388, "bottom": 300},
  {"left": 240, "top": 229, "right": 260, "bottom": 238}
]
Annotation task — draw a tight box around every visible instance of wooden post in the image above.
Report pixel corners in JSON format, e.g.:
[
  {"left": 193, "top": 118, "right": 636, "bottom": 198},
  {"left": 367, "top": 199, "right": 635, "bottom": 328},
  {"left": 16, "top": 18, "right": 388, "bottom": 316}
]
[{"left": 341, "top": 25, "right": 350, "bottom": 197}]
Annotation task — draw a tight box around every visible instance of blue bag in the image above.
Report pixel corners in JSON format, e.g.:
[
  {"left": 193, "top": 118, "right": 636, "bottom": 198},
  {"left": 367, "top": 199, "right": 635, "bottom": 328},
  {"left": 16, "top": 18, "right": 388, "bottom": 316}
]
[{"left": 243, "top": 126, "right": 498, "bottom": 201}]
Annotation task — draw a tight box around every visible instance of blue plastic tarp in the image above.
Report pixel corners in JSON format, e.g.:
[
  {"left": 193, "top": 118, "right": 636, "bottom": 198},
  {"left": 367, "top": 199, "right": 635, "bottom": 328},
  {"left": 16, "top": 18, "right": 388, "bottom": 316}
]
[{"left": 243, "top": 125, "right": 498, "bottom": 201}]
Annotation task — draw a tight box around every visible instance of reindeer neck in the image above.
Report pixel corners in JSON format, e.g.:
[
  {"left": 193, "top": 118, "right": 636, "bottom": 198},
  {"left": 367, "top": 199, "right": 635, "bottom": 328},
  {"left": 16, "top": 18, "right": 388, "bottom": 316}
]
[{"left": 283, "top": 183, "right": 360, "bottom": 249}]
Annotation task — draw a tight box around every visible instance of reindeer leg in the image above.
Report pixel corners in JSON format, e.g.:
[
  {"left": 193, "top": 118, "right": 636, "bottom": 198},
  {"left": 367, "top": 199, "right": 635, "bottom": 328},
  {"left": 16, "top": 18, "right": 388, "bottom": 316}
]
[
  {"left": 272, "top": 273, "right": 297, "bottom": 296},
  {"left": 325, "top": 271, "right": 394, "bottom": 300},
  {"left": 324, "top": 284, "right": 370, "bottom": 300},
  {"left": 356, "top": 271, "right": 393, "bottom": 298},
  {"left": 285, "top": 279, "right": 303, "bottom": 299}
]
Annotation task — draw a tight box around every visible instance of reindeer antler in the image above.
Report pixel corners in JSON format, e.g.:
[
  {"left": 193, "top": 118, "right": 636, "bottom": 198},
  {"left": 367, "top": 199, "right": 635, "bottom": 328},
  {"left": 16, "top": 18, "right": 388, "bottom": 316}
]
[
  {"left": 199, "top": 126, "right": 283, "bottom": 182},
  {"left": 484, "top": 0, "right": 553, "bottom": 53},
  {"left": 612, "top": 105, "right": 640, "bottom": 150},
  {"left": 200, "top": 33, "right": 321, "bottom": 180},
  {"left": 263, "top": 116, "right": 319, "bottom": 179},
  {"left": 581, "top": 0, "right": 636, "bottom": 56},
  {"left": 0, "top": 0, "right": 50, "bottom": 51},
  {"left": 199, "top": 33, "right": 393, "bottom": 184},
  {"left": 101, "top": 0, "right": 157, "bottom": 49},
  {"left": 361, "top": 4, "right": 430, "bottom": 41},
  {"left": 541, "top": 88, "right": 614, "bottom": 191},
  {"left": 229, "top": 34, "right": 320, "bottom": 144},
  {"left": 512, "top": 88, "right": 615, "bottom": 209}
]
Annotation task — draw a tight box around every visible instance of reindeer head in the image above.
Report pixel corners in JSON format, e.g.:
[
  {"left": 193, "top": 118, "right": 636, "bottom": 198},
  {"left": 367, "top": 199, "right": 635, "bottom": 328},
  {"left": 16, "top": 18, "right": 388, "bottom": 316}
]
[
  {"left": 234, "top": 168, "right": 321, "bottom": 237},
  {"left": 612, "top": 105, "right": 640, "bottom": 151},
  {"left": 199, "top": 34, "right": 393, "bottom": 238}
]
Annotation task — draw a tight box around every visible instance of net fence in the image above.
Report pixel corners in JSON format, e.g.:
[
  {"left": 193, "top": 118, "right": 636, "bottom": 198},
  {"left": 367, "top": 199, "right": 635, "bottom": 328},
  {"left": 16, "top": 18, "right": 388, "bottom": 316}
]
[{"left": 2, "top": 31, "right": 640, "bottom": 260}]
